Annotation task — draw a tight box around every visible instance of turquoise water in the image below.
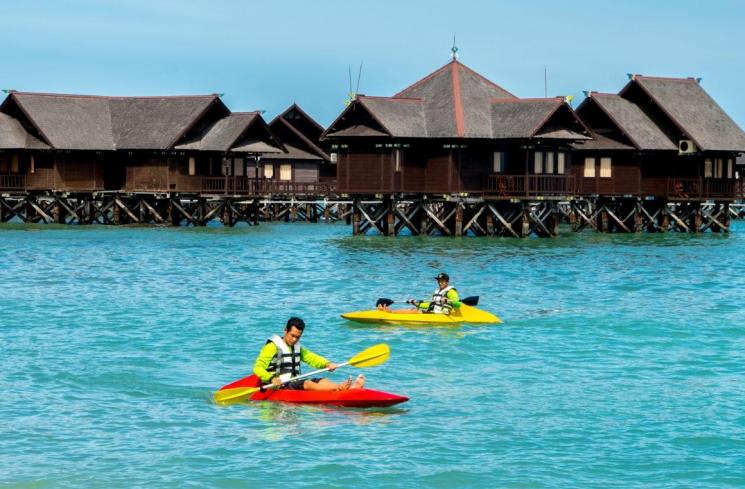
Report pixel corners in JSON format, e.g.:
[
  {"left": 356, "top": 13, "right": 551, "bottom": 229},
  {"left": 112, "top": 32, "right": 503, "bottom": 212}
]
[{"left": 2, "top": 221, "right": 744, "bottom": 488}]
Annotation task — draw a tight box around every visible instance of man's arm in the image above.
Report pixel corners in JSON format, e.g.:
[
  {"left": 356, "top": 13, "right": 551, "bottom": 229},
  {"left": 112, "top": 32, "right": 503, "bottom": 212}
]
[
  {"left": 253, "top": 342, "right": 278, "bottom": 383},
  {"left": 446, "top": 289, "right": 462, "bottom": 309},
  {"left": 300, "top": 346, "right": 330, "bottom": 369}
]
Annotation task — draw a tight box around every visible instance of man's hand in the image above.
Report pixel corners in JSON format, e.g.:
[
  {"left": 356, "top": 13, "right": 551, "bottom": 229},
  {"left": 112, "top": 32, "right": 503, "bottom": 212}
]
[
  {"left": 327, "top": 362, "right": 338, "bottom": 372},
  {"left": 271, "top": 377, "right": 282, "bottom": 387}
]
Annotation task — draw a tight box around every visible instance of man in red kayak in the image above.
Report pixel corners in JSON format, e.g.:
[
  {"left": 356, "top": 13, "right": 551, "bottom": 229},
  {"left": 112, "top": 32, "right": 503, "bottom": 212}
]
[
  {"left": 377, "top": 272, "right": 462, "bottom": 314},
  {"left": 254, "top": 317, "right": 365, "bottom": 391}
]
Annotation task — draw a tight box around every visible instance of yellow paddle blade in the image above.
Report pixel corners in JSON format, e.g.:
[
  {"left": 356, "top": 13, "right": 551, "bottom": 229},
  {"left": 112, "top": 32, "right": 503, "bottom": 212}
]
[
  {"left": 348, "top": 343, "right": 390, "bottom": 368},
  {"left": 213, "top": 386, "right": 261, "bottom": 405}
]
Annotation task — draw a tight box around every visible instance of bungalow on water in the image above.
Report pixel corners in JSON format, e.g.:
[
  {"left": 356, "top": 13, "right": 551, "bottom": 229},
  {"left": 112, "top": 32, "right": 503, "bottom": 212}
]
[
  {"left": 255, "top": 104, "right": 342, "bottom": 222},
  {"left": 323, "top": 55, "right": 592, "bottom": 237},
  {"left": 324, "top": 55, "right": 745, "bottom": 236},
  {"left": 572, "top": 75, "right": 745, "bottom": 232},
  {"left": 0, "top": 91, "right": 316, "bottom": 226}
]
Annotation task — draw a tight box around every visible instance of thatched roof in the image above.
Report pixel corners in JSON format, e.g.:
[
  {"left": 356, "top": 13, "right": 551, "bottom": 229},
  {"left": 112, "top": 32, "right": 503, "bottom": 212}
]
[
  {"left": 624, "top": 76, "right": 745, "bottom": 152},
  {"left": 110, "top": 96, "right": 224, "bottom": 149},
  {"left": 394, "top": 60, "right": 516, "bottom": 138},
  {"left": 175, "top": 112, "right": 271, "bottom": 152},
  {"left": 324, "top": 61, "right": 589, "bottom": 142},
  {"left": 356, "top": 97, "right": 427, "bottom": 137},
  {"left": 1, "top": 92, "right": 226, "bottom": 151},
  {"left": 578, "top": 93, "right": 676, "bottom": 150},
  {"left": 491, "top": 98, "right": 589, "bottom": 140},
  {"left": 0, "top": 113, "right": 49, "bottom": 149}
]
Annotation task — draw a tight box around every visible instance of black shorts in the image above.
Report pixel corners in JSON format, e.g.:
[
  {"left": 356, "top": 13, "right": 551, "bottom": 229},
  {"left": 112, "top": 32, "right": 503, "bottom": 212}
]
[{"left": 284, "top": 378, "right": 322, "bottom": 390}]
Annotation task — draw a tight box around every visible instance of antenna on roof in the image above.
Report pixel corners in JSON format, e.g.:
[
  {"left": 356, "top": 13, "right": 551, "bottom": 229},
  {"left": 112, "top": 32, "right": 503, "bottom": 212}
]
[
  {"left": 451, "top": 36, "right": 459, "bottom": 61},
  {"left": 344, "top": 62, "right": 363, "bottom": 106},
  {"left": 355, "top": 62, "right": 363, "bottom": 96}
]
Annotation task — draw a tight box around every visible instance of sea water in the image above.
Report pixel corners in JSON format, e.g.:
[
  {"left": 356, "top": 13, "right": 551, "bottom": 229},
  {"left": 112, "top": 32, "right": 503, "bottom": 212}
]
[{"left": 1, "top": 221, "right": 744, "bottom": 488}]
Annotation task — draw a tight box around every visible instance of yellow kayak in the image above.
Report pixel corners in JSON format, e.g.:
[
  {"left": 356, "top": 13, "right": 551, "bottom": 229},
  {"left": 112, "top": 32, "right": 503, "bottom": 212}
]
[{"left": 341, "top": 304, "right": 502, "bottom": 325}]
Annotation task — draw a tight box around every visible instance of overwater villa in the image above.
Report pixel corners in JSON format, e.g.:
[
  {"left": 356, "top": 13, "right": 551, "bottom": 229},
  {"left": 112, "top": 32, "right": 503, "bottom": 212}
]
[{"left": 323, "top": 59, "right": 745, "bottom": 236}]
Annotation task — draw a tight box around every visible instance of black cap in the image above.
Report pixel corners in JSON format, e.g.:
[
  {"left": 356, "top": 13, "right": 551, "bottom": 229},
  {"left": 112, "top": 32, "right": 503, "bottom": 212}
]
[{"left": 435, "top": 272, "right": 450, "bottom": 281}]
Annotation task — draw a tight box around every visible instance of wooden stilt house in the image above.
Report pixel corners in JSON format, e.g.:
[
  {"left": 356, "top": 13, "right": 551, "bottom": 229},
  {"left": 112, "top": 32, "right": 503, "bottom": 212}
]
[
  {"left": 0, "top": 92, "right": 284, "bottom": 195},
  {"left": 573, "top": 75, "right": 745, "bottom": 201},
  {"left": 261, "top": 104, "right": 333, "bottom": 194},
  {"left": 323, "top": 59, "right": 591, "bottom": 198}
]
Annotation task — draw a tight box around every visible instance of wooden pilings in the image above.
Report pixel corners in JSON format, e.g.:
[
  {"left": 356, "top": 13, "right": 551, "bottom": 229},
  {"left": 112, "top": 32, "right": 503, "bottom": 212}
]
[{"left": 0, "top": 192, "right": 736, "bottom": 236}]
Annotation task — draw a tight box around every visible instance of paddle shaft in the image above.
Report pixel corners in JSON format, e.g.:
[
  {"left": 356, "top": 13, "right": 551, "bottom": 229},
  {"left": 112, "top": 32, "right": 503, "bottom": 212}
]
[
  {"left": 378, "top": 296, "right": 478, "bottom": 307},
  {"left": 259, "top": 360, "right": 351, "bottom": 391}
]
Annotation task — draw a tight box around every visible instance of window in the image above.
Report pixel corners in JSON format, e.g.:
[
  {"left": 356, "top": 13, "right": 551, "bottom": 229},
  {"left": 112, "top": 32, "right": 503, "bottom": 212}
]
[
  {"left": 600, "top": 157, "right": 612, "bottom": 178},
  {"left": 330, "top": 152, "right": 338, "bottom": 163},
  {"left": 546, "top": 152, "right": 555, "bottom": 174},
  {"left": 534, "top": 152, "right": 544, "bottom": 174},
  {"left": 11, "top": 155, "right": 19, "bottom": 173},
  {"left": 704, "top": 158, "right": 712, "bottom": 178},
  {"left": 557, "top": 152, "right": 566, "bottom": 174},
  {"left": 264, "top": 164, "right": 274, "bottom": 179},
  {"left": 279, "top": 164, "right": 292, "bottom": 181},
  {"left": 188, "top": 157, "right": 196, "bottom": 176},
  {"left": 30, "top": 155, "right": 35, "bottom": 174},
  {"left": 715, "top": 158, "right": 723, "bottom": 178},
  {"left": 394, "top": 149, "right": 402, "bottom": 172},
  {"left": 492, "top": 151, "right": 505, "bottom": 173},
  {"left": 727, "top": 159, "right": 733, "bottom": 178},
  {"left": 584, "top": 158, "right": 596, "bottom": 178}
]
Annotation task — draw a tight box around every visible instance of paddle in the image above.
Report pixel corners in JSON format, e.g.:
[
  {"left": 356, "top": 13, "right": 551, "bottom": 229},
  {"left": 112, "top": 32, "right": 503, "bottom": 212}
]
[
  {"left": 213, "top": 343, "right": 390, "bottom": 405},
  {"left": 376, "top": 295, "right": 479, "bottom": 307}
]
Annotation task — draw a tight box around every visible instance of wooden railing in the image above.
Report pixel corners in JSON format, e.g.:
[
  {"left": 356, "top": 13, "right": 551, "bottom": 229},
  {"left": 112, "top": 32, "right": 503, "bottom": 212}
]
[
  {"left": 483, "top": 174, "right": 574, "bottom": 197},
  {"left": 667, "top": 178, "right": 737, "bottom": 199},
  {"left": 0, "top": 174, "right": 26, "bottom": 190},
  {"left": 199, "top": 177, "right": 336, "bottom": 195}
]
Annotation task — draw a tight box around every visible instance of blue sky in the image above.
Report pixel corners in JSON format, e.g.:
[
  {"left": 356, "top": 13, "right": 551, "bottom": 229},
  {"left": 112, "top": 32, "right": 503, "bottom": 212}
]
[{"left": 2, "top": 0, "right": 744, "bottom": 127}]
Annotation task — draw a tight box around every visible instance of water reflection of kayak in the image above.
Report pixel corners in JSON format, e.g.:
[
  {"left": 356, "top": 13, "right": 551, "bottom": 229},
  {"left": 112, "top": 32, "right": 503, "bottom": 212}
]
[
  {"left": 341, "top": 304, "right": 502, "bottom": 325},
  {"left": 217, "top": 374, "right": 409, "bottom": 408}
]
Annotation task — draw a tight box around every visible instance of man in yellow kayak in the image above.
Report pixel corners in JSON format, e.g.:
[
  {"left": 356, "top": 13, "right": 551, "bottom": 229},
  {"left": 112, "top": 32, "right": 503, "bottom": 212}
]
[
  {"left": 377, "top": 272, "right": 462, "bottom": 314},
  {"left": 254, "top": 317, "right": 365, "bottom": 391}
]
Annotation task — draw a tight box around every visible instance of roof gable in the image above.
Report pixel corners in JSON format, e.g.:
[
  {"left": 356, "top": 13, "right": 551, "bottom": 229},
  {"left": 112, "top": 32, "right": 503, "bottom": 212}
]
[
  {"left": 275, "top": 103, "right": 325, "bottom": 141},
  {"left": 269, "top": 117, "right": 329, "bottom": 160},
  {"left": 110, "top": 96, "right": 220, "bottom": 149},
  {"left": 626, "top": 76, "right": 745, "bottom": 152},
  {"left": 11, "top": 93, "right": 114, "bottom": 150},
  {"left": 0, "top": 112, "right": 50, "bottom": 149},
  {"left": 585, "top": 93, "right": 676, "bottom": 150},
  {"left": 490, "top": 98, "right": 586, "bottom": 139},
  {"left": 357, "top": 97, "right": 426, "bottom": 137}
]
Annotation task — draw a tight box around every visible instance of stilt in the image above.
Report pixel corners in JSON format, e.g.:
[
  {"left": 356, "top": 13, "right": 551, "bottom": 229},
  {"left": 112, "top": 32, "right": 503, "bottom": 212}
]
[
  {"left": 454, "top": 202, "right": 463, "bottom": 237},
  {"left": 352, "top": 200, "right": 361, "bottom": 235}
]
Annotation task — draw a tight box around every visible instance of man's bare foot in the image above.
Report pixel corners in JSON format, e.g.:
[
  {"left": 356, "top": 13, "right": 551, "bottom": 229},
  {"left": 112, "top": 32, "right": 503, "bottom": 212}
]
[
  {"left": 351, "top": 374, "right": 365, "bottom": 389},
  {"left": 336, "top": 376, "right": 352, "bottom": 391}
]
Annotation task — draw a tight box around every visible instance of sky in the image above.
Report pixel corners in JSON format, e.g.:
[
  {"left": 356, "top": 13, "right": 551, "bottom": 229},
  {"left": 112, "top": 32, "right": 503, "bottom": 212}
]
[{"left": 1, "top": 0, "right": 744, "bottom": 128}]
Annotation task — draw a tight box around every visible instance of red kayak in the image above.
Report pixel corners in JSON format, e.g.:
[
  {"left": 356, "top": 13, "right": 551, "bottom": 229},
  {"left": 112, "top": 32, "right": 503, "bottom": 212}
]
[{"left": 217, "top": 374, "right": 409, "bottom": 408}]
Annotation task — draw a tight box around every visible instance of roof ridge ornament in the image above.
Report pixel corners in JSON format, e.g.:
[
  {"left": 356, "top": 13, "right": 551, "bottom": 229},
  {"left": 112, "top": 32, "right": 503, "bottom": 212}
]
[{"left": 451, "top": 36, "right": 458, "bottom": 61}]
